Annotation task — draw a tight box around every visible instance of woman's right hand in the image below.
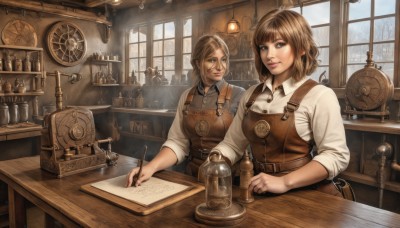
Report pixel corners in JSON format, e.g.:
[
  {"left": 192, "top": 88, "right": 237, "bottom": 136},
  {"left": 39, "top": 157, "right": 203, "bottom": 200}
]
[{"left": 125, "top": 165, "right": 156, "bottom": 187}]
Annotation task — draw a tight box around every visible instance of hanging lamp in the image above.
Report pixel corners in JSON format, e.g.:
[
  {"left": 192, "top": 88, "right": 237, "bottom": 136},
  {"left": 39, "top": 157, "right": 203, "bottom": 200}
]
[{"left": 226, "top": 8, "right": 240, "bottom": 34}]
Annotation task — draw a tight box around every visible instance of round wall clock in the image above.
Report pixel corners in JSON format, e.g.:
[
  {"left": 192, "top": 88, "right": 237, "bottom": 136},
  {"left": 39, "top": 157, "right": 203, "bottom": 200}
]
[
  {"left": 46, "top": 21, "right": 87, "bottom": 66},
  {"left": 2, "top": 19, "right": 38, "bottom": 47}
]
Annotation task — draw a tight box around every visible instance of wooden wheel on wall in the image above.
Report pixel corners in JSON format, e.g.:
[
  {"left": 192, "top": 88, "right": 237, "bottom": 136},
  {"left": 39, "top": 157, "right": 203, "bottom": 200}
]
[
  {"left": 2, "top": 19, "right": 38, "bottom": 47},
  {"left": 46, "top": 21, "right": 87, "bottom": 66}
]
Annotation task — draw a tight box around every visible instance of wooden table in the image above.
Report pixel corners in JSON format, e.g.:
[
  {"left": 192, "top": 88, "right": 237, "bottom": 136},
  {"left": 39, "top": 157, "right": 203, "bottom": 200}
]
[{"left": 1, "top": 155, "right": 400, "bottom": 227}]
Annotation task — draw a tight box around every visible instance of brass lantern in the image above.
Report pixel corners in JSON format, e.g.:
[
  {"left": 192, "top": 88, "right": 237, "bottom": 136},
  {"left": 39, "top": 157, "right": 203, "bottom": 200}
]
[{"left": 195, "top": 151, "right": 246, "bottom": 226}]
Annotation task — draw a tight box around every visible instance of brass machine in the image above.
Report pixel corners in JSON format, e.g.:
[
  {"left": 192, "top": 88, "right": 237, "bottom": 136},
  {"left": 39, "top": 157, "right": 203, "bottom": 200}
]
[
  {"left": 41, "top": 71, "right": 118, "bottom": 178},
  {"left": 344, "top": 51, "right": 394, "bottom": 122}
]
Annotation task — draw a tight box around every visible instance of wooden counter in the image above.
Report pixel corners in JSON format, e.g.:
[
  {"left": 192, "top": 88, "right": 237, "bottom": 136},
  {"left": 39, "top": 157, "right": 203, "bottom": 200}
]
[
  {"left": 0, "top": 123, "right": 42, "bottom": 141},
  {"left": 1, "top": 155, "right": 400, "bottom": 227}
]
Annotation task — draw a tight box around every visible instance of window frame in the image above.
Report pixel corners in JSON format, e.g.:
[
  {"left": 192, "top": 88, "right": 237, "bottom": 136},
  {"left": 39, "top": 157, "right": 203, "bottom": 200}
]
[{"left": 125, "top": 16, "right": 192, "bottom": 86}]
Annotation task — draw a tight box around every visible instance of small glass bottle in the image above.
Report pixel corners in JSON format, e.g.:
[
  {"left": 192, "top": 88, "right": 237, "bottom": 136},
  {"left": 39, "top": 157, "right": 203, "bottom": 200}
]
[{"left": 24, "top": 54, "right": 31, "bottom": 72}]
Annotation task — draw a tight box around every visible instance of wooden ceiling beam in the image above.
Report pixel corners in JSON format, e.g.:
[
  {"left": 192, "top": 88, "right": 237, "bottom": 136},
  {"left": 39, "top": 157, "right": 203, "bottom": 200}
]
[
  {"left": 85, "top": 0, "right": 113, "bottom": 8},
  {"left": 0, "top": 0, "right": 112, "bottom": 26}
]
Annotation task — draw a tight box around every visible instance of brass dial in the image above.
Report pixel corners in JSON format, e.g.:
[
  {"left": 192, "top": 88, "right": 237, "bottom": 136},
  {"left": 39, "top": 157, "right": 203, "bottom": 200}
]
[{"left": 46, "top": 21, "right": 87, "bottom": 66}]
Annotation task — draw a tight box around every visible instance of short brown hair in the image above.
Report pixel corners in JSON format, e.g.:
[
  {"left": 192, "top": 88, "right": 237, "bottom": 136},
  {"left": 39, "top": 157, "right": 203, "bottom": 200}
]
[
  {"left": 252, "top": 9, "right": 319, "bottom": 82},
  {"left": 190, "top": 34, "right": 230, "bottom": 84}
]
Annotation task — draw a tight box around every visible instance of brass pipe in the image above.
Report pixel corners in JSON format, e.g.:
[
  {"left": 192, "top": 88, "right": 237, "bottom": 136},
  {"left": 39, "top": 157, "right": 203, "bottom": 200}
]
[{"left": 375, "top": 140, "right": 392, "bottom": 209}]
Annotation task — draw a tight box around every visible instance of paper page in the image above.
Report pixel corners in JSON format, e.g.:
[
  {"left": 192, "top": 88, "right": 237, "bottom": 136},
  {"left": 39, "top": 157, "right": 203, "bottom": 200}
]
[{"left": 90, "top": 175, "right": 190, "bottom": 206}]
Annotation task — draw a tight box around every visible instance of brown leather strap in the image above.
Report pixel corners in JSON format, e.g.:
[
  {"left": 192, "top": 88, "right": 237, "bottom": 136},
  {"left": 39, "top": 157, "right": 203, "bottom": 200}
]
[
  {"left": 282, "top": 79, "right": 318, "bottom": 120},
  {"left": 184, "top": 83, "right": 233, "bottom": 116},
  {"left": 184, "top": 86, "right": 197, "bottom": 105},
  {"left": 253, "top": 153, "right": 312, "bottom": 174},
  {"left": 286, "top": 79, "right": 318, "bottom": 112},
  {"left": 245, "top": 83, "right": 264, "bottom": 109},
  {"left": 190, "top": 149, "right": 211, "bottom": 160}
]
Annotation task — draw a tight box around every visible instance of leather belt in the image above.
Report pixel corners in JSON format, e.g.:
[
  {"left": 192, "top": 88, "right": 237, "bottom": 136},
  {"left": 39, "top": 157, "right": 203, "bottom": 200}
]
[
  {"left": 253, "top": 154, "right": 313, "bottom": 174},
  {"left": 190, "top": 149, "right": 210, "bottom": 160}
]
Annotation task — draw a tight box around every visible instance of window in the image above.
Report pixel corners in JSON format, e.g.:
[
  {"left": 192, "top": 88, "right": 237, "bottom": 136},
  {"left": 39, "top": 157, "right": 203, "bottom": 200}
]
[
  {"left": 346, "top": 0, "right": 396, "bottom": 82},
  {"left": 153, "top": 21, "right": 175, "bottom": 83},
  {"left": 127, "top": 17, "right": 192, "bottom": 85},
  {"left": 182, "top": 18, "right": 192, "bottom": 77},
  {"left": 128, "top": 25, "right": 147, "bottom": 85},
  {"left": 292, "top": 1, "right": 331, "bottom": 82}
]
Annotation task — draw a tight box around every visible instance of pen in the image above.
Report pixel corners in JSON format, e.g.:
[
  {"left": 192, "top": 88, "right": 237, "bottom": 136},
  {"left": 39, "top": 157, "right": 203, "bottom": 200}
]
[{"left": 132, "top": 145, "right": 147, "bottom": 187}]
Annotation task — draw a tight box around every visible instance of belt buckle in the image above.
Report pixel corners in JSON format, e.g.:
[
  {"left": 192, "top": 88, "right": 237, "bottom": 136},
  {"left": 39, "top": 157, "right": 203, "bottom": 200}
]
[
  {"left": 266, "top": 163, "right": 277, "bottom": 173},
  {"left": 199, "top": 149, "right": 209, "bottom": 160}
]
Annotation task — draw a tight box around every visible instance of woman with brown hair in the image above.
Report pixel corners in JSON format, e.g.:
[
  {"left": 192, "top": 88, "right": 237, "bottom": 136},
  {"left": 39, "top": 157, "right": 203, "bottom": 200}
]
[
  {"left": 126, "top": 34, "right": 245, "bottom": 187},
  {"left": 212, "top": 9, "right": 350, "bottom": 197}
]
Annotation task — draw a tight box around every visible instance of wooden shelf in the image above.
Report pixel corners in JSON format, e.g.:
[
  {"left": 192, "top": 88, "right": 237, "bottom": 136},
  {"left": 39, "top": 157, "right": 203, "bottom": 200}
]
[
  {"left": 92, "top": 83, "right": 120, "bottom": 87},
  {"left": 0, "top": 122, "right": 42, "bottom": 141},
  {"left": 0, "top": 91, "right": 44, "bottom": 96},
  {"left": 111, "top": 107, "right": 176, "bottom": 117},
  {"left": 91, "top": 59, "right": 121, "bottom": 64},
  {"left": 340, "top": 171, "right": 400, "bottom": 193},
  {"left": 342, "top": 118, "right": 400, "bottom": 134},
  {"left": 0, "top": 71, "right": 41, "bottom": 75},
  {"left": 0, "top": 45, "right": 43, "bottom": 51},
  {"left": 120, "top": 131, "right": 166, "bottom": 142}
]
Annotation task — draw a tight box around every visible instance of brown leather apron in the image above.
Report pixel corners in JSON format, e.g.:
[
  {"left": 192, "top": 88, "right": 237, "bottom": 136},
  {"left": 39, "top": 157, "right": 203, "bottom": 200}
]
[
  {"left": 242, "top": 79, "right": 343, "bottom": 197},
  {"left": 183, "top": 83, "right": 234, "bottom": 177}
]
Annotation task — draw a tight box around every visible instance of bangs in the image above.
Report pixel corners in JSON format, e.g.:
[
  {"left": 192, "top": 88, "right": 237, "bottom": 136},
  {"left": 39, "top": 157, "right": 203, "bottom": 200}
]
[{"left": 254, "top": 21, "right": 290, "bottom": 46}]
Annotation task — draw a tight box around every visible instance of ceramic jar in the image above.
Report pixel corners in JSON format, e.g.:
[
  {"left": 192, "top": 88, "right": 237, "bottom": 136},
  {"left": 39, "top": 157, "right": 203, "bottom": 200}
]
[
  {"left": 9, "top": 103, "right": 19, "bottom": 124},
  {"left": 0, "top": 103, "right": 9, "bottom": 126},
  {"left": 19, "top": 101, "right": 29, "bottom": 122}
]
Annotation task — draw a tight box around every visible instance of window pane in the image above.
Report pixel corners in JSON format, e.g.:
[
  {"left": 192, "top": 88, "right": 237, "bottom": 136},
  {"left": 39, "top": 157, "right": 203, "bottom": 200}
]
[
  {"left": 375, "top": 0, "right": 395, "bottom": 16},
  {"left": 374, "top": 17, "right": 395, "bottom": 42},
  {"left": 139, "top": 42, "right": 146, "bottom": 57},
  {"left": 153, "top": 57, "right": 162, "bottom": 69},
  {"left": 373, "top": 43, "right": 395, "bottom": 62},
  {"left": 183, "top": 37, "right": 191, "bottom": 54},
  {"left": 129, "top": 58, "right": 138, "bottom": 75},
  {"left": 348, "top": 21, "right": 370, "bottom": 44},
  {"left": 164, "top": 22, "right": 175, "bottom": 39},
  {"left": 183, "top": 54, "right": 191, "bottom": 70},
  {"left": 164, "top": 56, "right": 175, "bottom": 70},
  {"left": 153, "top": 24, "right": 163, "bottom": 40},
  {"left": 139, "top": 58, "right": 146, "bottom": 72},
  {"left": 139, "top": 27, "right": 147, "bottom": 41},
  {"left": 164, "top": 39, "right": 175, "bottom": 55},
  {"left": 347, "top": 64, "right": 364, "bottom": 81},
  {"left": 312, "top": 26, "right": 329, "bottom": 46},
  {"left": 138, "top": 72, "right": 145, "bottom": 85},
  {"left": 310, "top": 66, "right": 329, "bottom": 83},
  {"left": 302, "top": 2, "right": 330, "bottom": 26},
  {"left": 318, "top": 47, "right": 329, "bottom": 65},
  {"left": 349, "top": 0, "right": 371, "bottom": 20},
  {"left": 129, "top": 28, "right": 138, "bottom": 43},
  {"left": 347, "top": 45, "right": 369, "bottom": 64},
  {"left": 164, "top": 70, "right": 174, "bottom": 84},
  {"left": 129, "top": 43, "right": 138, "bottom": 57},
  {"left": 153, "top": 41, "right": 163, "bottom": 56},
  {"left": 183, "top": 18, "right": 192, "bottom": 37},
  {"left": 377, "top": 63, "right": 393, "bottom": 82}
]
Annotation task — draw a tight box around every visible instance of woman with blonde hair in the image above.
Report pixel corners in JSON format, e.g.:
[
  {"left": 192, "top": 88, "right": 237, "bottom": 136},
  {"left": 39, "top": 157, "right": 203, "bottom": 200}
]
[{"left": 126, "top": 34, "right": 245, "bottom": 187}]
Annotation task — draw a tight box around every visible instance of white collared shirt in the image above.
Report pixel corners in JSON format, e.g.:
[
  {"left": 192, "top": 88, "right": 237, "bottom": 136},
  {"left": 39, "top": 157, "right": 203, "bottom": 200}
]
[{"left": 214, "top": 76, "right": 350, "bottom": 179}]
